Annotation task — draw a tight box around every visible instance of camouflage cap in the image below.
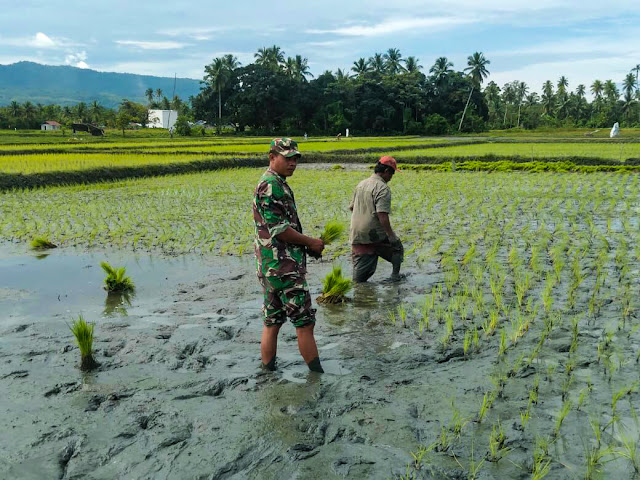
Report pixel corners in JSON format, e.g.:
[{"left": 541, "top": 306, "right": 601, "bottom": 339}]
[{"left": 270, "top": 138, "right": 301, "bottom": 158}]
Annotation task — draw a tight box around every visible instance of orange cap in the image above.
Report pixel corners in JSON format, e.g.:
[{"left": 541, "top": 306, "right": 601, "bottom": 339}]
[{"left": 379, "top": 155, "right": 400, "bottom": 171}]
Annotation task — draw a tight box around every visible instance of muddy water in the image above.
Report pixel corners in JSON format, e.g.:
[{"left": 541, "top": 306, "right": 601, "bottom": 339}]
[
  {"left": 1, "top": 245, "right": 454, "bottom": 479},
  {"left": 3, "top": 242, "right": 636, "bottom": 479}
]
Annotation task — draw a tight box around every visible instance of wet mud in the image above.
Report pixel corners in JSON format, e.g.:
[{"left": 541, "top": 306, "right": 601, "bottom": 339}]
[{"left": 1, "top": 242, "right": 638, "bottom": 479}]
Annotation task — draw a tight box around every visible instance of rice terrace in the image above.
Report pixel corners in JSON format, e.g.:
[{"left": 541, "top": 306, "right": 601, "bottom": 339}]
[{"left": 0, "top": 125, "right": 638, "bottom": 480}]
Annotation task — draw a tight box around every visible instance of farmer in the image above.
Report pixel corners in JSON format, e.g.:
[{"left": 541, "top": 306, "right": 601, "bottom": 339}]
[
  {"left": 349, "top": 156, "right": 404, "bottom": 282},
  {"left": 253, "top": 138, "right": 325, "bottom": 373}
]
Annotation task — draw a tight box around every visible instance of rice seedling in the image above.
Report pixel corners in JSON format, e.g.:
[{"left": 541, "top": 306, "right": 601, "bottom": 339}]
[
  {"left": 531, "top": 436, "right": 551, "bottom": 480},
  {"left": 498, "top": 329, "right": 507, "bottom": 357},
  {"left": 68, "top": 314, "right": 98, "bottom": 371},
  {"left": 553, "top": 399, "right": 572, "bottom": 438},
  {"left": 463, "top": 329, "right": 472, "bottom": 356},
  {"left": 487, "top": 420, "right": 509, "bottom": 462},
  {"left": 317, "top": 265, "right": 352, "bottom": 304},
  {"left": 319, "top": 220, "right": 346, "bottom": 245},
  {"left": 477, "top": 391, "right": 494, "bottom": 423},
  {"left": 100, "top": 261, "right": 135, "bottom": 293},
  {"left": 617, "top": 432, "right": 640, "bottom": 473},
  {"left": 449, "top": 401, "right": 469, "bottom": 438},
  {"left": 30, "top": 236, "right": 57, "bottom": 249},
  {"left": 409, "top": 445, "right": 429, "bottom": 470}
]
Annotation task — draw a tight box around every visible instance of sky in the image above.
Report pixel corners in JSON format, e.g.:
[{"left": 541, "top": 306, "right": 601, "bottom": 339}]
[{"left": 1, "top": 0, "right": 639, "bottom": 96}]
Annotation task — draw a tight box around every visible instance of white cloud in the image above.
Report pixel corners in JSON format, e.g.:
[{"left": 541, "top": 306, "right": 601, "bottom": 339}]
[
  {"left": 32, "top": 32, "right": 56, "bottom": 48},
  {"left": 65, "top": 51, "right": 90, "bottom": 68},
  {"left": 307, "top": 16, "right": 476, "bottom": 37},
  {"left": 115, "top": 40, "right": 190, "bottom": 50},
  {"left": 160, "top": 27, "right": 224, "bottom": 40},
  {"left": 0, "top": 32, "right": 79, "bottom": 49}
]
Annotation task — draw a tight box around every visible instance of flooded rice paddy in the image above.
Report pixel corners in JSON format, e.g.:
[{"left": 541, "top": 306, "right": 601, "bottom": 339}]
[{"left": 1, "top": 169, "right": 640, "bottom": 479}]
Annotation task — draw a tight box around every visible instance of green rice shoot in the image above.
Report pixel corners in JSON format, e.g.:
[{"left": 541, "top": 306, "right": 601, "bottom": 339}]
[
  {"left": 318, "top": 264, "right": 352, "bottom": 304},
  {"left": 100, "top": 261, "right": 135, "bottom": 293},
  {"left": 69, "top": 314, "right": 98, "bottom": 371},
  {"left": 30, "top": 236, "right": 57, "bottom": 250},
  {"left": 320, "top": 221, "right": 346, "bottom": 245}
]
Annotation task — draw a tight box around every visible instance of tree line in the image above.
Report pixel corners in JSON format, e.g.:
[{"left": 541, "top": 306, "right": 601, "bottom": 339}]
[{"left": 1, "top": 46, "right": 638, "bottom": 135}]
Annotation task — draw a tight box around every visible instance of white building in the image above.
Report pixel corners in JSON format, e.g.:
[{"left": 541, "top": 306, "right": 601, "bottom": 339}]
[
  {"left": 41, "top": 120, "right": 61, "bottom": 131},
  {"left": 148, "top": 109, "right": 178, "bottom": 129}
]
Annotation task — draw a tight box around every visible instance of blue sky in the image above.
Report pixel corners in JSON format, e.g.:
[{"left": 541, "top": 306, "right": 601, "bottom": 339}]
[{"left": 2, "top": 0, "right": 639, "bottom": 96}]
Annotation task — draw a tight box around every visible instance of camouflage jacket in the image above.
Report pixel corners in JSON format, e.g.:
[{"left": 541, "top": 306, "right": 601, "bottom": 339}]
[{"left": 253, "top": 168, "right": 307, "bottom": 279}]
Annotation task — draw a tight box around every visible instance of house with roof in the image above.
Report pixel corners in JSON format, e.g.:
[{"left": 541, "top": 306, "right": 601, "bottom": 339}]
[
  {"left": 41, "top": 121, "right": 61, "bottom": 131},
  {"left": 148, "top": 109, "right": 178, "bottom": 129}
]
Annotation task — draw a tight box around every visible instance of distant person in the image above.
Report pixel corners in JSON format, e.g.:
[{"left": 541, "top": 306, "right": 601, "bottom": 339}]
[
  {"left": 253, "top": 138, "right": 325, "bottom": 372},
  {"left": 304, "top": 132, "right": 308, "bottom": 141},
  {"left": 336, "top": 133, "right": 342, "bottom": 140},
  {"left": 349, "top": 156, "right": 403, "bottom": 282}
]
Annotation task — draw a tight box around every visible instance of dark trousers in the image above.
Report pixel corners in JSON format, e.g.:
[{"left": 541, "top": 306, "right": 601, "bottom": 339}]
[{"left": 352, "top": 241, "right": 403, "bottom": 282}]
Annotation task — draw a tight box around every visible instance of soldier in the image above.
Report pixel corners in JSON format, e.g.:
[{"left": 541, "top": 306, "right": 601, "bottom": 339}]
[
  {"left": 253, "top": 138, "right": 325, "bottom": 372},
  {"left": 349, "top": 156, "right": 404, "bottom": 282}
]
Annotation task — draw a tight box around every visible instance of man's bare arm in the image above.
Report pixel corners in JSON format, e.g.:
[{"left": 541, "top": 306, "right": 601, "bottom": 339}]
[
  {"left": 276, "top": 227, "right": 324, "bottom": 255},
  {"left": 376, "top": 212, "right": 398, "bottom": 243}
]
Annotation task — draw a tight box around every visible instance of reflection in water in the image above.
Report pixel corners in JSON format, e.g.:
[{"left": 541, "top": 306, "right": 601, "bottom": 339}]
[
  {"left": 104, "top": 292, "right": 133, "bottom": 316},
  {"left": 34, "top": 253, "right": 50, "bottom": 260}
]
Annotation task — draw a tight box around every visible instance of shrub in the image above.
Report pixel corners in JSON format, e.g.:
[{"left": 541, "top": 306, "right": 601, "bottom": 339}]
[
  {"left": 424, "top": 114, "right": 449, "bottom": 135},
  {"left": 174, "top": 115, "right": 192, "bottom": 136},
  {"left": 405, "top": 121, "right": 424, "bottom": 135}
]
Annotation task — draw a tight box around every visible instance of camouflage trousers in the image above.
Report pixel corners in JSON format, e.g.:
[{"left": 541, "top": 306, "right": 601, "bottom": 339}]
[{"left": 258, "top": 274, "right": 316, "bottom": 327}]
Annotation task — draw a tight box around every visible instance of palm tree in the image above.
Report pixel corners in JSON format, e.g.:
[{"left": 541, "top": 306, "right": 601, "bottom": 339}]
[
  {"left": 294, "top": 55, "right": 312, "bottom": 82},
  {"left": 335, "top": 68, "right": 350, "bottom": 83},
  {"left": 404, "top": 56, "right": 422, "bottom": 74},
  {"left": 591, "top": 80, "right": 603, "bottom": 100},
  {"left": 254, "top": 47, "right": 269, "bottom": 66},
  {"left": 383, "top": 48, "right": 403, "bottom": 75},
  {"left": 204, "top": 57, "right": 229, "bottom": 121},
  {"left": 284, "top": 57, "right": 296, "bottom": 79},
  {"left": 541, "top": 80, "right": 555, "bottom": 115},
  {"left": 368, "top": 53, "right": 385, "bottom": 74},
  {"left": 604, "top": 80, "right": 619, "bottom": 104},
  {"left": 515, "top": 81, "right": 529, "bottom": 127},
  {"left": 222, "top": 54, "right": 240, "bottom": 71},
  {"left": 351, "top": 58, "right": 371, "bottom": 77},
  {"left": 622, "top": 73, "right": 637, "bottom": 120},
  {"left": 429, "top": 57, "right": 453, "bottom": 88},
  {"left": 9, "top": 101, "right": 20, "bottom": 118},
  {"left": 23, "top": 101, "right": 36, "bottom": 122},
  {"left": 155, "top": 89, "right": 163, "bottom": 101},
  {"left": 484, "top": 81, "right": 501, "bottom": 124},
  {"left": 557, "top": 76, "right": 569, "bottom": 98},
  {"left": 145, "top": 88, "right": 154, "bottom": 105},
  {"left": 90, "top": 101, "right": 102, "bottom": 123},
  {"left": 459, "top": 52, "right": 491, "bottom": 130},
  {"left": 632, "top": 65, "right": 640, "bottom": 92},
  {"left": 501, "top": 82, "right": 516, "bottom": 126}
]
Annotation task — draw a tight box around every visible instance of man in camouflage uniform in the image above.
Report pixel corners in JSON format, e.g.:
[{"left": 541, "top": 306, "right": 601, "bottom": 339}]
[{"left": 253, "top": 138, "right": 325, "bottom": 372}]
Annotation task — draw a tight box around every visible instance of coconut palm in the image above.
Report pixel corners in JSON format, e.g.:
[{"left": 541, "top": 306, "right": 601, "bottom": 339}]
[
  {"left": 294, "top": 55, "right": 313, "bottom": 82},
  {"left": 459, "top": 52, "right": 491, "bottom": 130},
  {"left": 623, "top": 73, "right": 636, "bottom": 99},
  {"left": 9, "top": 101, "right": 20, "bottom": 118},
  {"left": 516, "top": 81, "right": 529, "bottom": 127},
  {"left": 429, "top": 57, "right": 454, "bottom": 87},
  {"left": 557, "top": 76, "right": 569, "bottom": 97},
  {"left": 222, "top": 54, "right": 241, "bottom": 71},
  {"left": 404, "top": 56, "right": 422, "bottom": 74},
  {"left": 204, "top": 57, "right": 229, "bottom": 121},
  {"left": 90, "top": 101, "right": 102, "bottom": 123},
  {"left": 604, "top": 80, "right": 619, "bottom": 104},
  {"left": 383, "top": 48, "right": 404, "bottom": 75},
  {"left": 368, "top": 53, "right": 385, "bottom": 74},
  {"left": 351, "top": 58, "right": 371, "bottom": 77},
  {"left": 541, "top": 80, "right": 555, "bottom": 115},
  {"left": 284, "top": 57, "right": 296, "bottom": 79},
  {"left": 591, "top": 80, "right": 603, "bottom": 100},
  {"left": 155, "top": 88, "right": 163, "bottom": 101},
  {"left": 484, "top": 81, "right": 501, "bottom": 124},
  {"left": 145, "top": 88, "right": 154, "bottom": 104}
]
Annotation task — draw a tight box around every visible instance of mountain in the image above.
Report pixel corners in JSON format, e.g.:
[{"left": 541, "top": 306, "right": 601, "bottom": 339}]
[{"left": 0, "top": 62, "right": 203, "bottom": 108}]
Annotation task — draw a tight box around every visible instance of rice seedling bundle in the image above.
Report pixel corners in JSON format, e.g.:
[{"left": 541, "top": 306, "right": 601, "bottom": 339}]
[{"left": 317, "top": 265, "right": 352, "bottom": 304}]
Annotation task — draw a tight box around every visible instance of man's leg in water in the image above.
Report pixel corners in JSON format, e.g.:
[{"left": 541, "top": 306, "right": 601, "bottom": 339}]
[
  {"left": 296, "top": 323, "right": 323, "bottom": 372},
  {"left": 261, "top": 324, "right": 282, "bottom": 370}
]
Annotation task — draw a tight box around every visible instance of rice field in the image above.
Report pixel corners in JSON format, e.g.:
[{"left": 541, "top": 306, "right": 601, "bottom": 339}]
[
  {"left": 2, "top": 132, "right": 640, "bottom": 477},
  {"left": 383, "top": 142, "right": 640, "bottom": 161}
]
